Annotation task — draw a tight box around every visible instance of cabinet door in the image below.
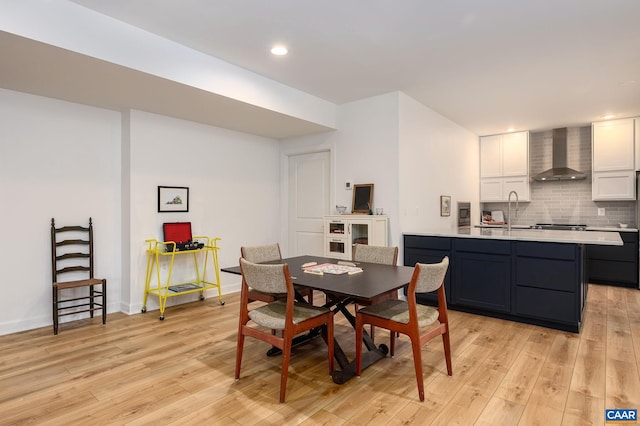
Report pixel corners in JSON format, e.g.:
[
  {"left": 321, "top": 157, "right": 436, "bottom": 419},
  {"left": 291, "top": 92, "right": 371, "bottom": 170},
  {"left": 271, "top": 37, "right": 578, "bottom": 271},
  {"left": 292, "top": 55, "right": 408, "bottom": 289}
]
[
  {"left": 349, "top": 219, "right": 371, "bottom": 246},
  {"left": 453, "top": 252, "right": 511, "bottom": 313},
  {"left": 636, "top": 118, "right": 640, "bottom": 171},
  {"left": 368, "top": 217, "right": 388, "bottom": 247},
  {"left": 480, "top": 135, "right": 502, "bottom": 178},
  {"left": 502, "top": 131, "right": 528, "bottom": 176},
  {"left": 502, "top": 176, "right": 530, "bottom": 202},
  {"left": 592, "top": 170, "right": 636, "bottom": 200},
  {"left": 593, "top": 119, "right": 635, "bottom": 172},
  {"left": 480, "top": 178, "right": 503, "bottom": 202},
  {"left": 326, "top": 237, "right": 350, "bottom": 259}
]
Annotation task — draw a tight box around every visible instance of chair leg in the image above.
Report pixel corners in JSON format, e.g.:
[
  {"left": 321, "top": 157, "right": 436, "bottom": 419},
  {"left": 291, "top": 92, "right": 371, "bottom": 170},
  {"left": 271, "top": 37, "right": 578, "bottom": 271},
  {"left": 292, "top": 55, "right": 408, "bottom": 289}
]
[
  {"left": 235, "top": 330, "right": 245, "bottom": 380},
  {"left": 280, "top": 333, "right": 293, "bottom": 403},
  {"left": 442, "top": 328, "right": 453, "bottom": 376},
  {"left": 409, "top": 331, "right": 425, "bottom": 402},
  {"left": 390, "top": 328, "right": 396, "bottom": 357},
  {"left": 52, "top": 286, "right": 58, "bottom": 335},
  {"left": 102, "top": 280, "right": 107, "bottom": 325},
  {"left": 326, "top": 316, "right": 334, "bottom": 373},
  {"left": 308, "top": 290, "right": 314, "bottom": 306},
  {"left": 370, "top": 325, "right": 375, "bottom": 343},
  {"left": 89, "top": 285, "right": 95, "bottom": 318}
]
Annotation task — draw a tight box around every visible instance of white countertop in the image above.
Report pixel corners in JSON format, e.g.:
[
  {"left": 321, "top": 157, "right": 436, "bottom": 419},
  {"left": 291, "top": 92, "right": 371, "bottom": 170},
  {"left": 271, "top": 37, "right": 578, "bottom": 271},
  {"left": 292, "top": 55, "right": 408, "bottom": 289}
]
[
  {"left": 406, "top": 227, "right": 623, "bottom": 246},
  {"left": 585, "top": 226, "right": 638, "bottom": 233}
]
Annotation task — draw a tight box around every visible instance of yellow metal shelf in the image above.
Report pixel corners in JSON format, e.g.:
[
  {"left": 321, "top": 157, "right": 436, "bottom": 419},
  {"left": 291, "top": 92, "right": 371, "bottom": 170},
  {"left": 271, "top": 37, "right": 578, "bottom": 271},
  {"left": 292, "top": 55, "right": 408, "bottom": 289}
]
[{"left": 142, "top": 236, "right": 224, "bottom": 320}]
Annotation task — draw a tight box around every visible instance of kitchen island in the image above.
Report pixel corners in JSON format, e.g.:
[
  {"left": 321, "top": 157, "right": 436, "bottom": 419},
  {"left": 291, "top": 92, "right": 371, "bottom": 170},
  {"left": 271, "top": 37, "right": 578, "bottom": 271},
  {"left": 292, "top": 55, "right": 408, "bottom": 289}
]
[{"left": 404, "top": 228, "right": 622, "bottom": 332}]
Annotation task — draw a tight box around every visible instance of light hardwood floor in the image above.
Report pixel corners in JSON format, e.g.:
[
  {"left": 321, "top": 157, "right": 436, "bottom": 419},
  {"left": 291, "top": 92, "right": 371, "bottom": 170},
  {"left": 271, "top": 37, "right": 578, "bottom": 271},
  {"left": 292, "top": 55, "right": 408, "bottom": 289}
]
[{"left": 1, "top": 284, "right": 638, "bottom": 425}]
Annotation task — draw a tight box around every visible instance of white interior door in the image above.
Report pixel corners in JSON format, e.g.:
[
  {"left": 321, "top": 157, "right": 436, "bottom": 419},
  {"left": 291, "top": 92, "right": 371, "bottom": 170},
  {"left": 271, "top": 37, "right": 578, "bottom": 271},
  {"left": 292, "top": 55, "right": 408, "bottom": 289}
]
[{"left": 288, "top": 151, "right": 330, "bottom": 256}]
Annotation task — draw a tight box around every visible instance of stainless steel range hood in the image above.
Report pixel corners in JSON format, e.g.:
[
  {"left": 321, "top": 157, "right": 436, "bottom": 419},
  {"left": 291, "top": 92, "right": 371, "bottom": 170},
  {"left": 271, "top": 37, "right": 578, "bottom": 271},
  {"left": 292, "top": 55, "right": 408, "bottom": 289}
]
[{"left": 532, "top": 128, "right": 587, "bottom": 181}]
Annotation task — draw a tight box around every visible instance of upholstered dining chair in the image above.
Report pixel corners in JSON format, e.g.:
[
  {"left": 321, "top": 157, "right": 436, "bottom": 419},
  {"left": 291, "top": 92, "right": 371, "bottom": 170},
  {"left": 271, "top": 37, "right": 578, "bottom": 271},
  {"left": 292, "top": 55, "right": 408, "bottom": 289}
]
[
  {"left": 241, "top": 243, "right": 313, "bottom": 305},
  {"left": 352, "top": 243, "right": 398, "bottom": 266},
  {"left": 355, "top": 257, "right": 452, "bottom": 402},
  {"left": 235, "top": 258, "right": 334, "bottom": 403},
  {"left": 352, "top": 243, "right": 399, "bottom": 340}
]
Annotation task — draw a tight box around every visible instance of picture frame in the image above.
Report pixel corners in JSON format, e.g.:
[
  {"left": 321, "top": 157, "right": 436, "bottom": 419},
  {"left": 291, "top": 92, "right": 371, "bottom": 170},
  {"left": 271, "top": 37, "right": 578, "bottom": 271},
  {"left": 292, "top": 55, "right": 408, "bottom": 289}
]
[
  {"left": 352, "top": 184, "right": 374, "bottom": 214},
  {"left": 158, "top": 186, "right": 189, "bottom": 213},
  {"left": 440, "top": 195, "right": 451, "bottom": 217}
]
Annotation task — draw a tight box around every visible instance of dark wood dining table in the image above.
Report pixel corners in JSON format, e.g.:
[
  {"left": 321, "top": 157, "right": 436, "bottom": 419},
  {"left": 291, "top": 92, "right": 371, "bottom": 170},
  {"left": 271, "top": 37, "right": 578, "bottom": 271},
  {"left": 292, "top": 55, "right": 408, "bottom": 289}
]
[{"left": 222, "top": 255, "right": 415, "bottom": 384}]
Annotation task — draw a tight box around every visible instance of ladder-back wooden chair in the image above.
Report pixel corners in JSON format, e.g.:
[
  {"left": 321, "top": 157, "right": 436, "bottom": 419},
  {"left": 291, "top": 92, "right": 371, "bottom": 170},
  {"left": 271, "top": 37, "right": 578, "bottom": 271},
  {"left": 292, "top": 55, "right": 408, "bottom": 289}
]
[{"left": 51, "top": 217, "right": 107, "bottom": 335}]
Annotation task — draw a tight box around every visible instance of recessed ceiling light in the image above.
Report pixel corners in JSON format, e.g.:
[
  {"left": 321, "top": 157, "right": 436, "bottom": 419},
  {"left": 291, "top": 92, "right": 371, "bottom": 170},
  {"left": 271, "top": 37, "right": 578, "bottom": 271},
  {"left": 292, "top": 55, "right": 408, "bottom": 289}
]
[
  {"left": 270, "top": 46, "right": 288, "bottom": 56},
  {"left": 507, "top": 128, "right": 516, "bottom": 132},
  {"left": 600, "top": 114, "right": 616, "bottom": 120}
]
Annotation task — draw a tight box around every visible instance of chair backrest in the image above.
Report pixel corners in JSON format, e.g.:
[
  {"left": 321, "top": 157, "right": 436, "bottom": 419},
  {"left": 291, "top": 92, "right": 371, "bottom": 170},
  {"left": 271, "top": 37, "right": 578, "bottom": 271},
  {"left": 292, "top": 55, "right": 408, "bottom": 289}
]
[
  {"left": 239, "top": 257, "right": 290, "bottom": 295},
  {"left": 241, "top": 243, "right": 282, "bottom": 263},
  {"left": 352, "top": 244, "right": 398, "bottom": 265},
  {"left": 412, "top": 257, "right": 449, "bottom": 294},
  {"left": 51, "top": 218, "right": 95, "bottom": 283}
]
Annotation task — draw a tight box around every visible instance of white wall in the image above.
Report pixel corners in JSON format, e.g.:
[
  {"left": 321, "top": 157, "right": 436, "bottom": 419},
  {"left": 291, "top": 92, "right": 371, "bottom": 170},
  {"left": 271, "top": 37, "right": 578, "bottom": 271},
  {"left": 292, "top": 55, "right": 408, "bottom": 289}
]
[
  {"left": 398, "top": 93, "right": 479, "bottom": 237},
  {"left": 0, "top": 88, "right": 122, "bottom": 334},
  {"left": 0, "top": 89, "right": 283, "bottom": 334},
  {"left": 283, "top": 91, "right": 478, "bottom": 259},
  {"left": 124, "top": 110, "right": 282, "bottom": 314},
  {"left": 282, "top": 93, "right": 402, "bottom": 250},
  {"left": 0, "top": 86, "right": 477, "bottom": 335}
]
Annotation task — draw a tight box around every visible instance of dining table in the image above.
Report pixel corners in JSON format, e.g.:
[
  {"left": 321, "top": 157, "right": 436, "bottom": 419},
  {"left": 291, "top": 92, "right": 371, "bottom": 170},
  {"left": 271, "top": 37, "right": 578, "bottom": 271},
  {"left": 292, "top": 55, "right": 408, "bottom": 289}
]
[{"left": 222, "top": 255, "right": 415, "bottom": 384}]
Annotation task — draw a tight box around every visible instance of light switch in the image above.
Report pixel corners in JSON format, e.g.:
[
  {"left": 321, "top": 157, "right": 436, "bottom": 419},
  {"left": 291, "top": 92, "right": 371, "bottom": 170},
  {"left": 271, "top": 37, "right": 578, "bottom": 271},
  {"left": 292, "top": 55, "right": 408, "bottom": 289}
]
[
  {"left": 598, "top": 208, "right": 605, "bottom": 216},
  {"left": 345, "top": 181, "right": 352, "bottom": 190}
]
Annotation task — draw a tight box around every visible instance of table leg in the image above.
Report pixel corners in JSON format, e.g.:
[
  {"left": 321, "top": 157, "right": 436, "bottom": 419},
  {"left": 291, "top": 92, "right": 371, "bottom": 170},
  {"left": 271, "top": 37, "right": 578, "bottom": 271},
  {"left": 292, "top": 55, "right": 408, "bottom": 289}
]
[
  {"left": 330, "top": 298, "right": 388, "bottom": 384},
  {"left": 262, "top": 294, "right": 390, "bottom": 384}
]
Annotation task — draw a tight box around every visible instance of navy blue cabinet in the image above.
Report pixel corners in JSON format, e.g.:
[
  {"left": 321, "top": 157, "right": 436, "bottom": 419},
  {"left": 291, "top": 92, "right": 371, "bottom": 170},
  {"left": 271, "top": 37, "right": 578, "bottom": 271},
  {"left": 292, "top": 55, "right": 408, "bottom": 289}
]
[
  {"left": 403, "top": 234, "right": 585, "bottom": 332},
  {"left": 453, "top": 239, "right": 511, "bottom": 313},
  {"left": 587, "top": 231, "right": 638, "bottom": 287},
  {"left": 403, "top": 235, "right": 452, "bottom": 304},
  {"left": 514, "top": 241, "right": 584, "bottom": 326}
]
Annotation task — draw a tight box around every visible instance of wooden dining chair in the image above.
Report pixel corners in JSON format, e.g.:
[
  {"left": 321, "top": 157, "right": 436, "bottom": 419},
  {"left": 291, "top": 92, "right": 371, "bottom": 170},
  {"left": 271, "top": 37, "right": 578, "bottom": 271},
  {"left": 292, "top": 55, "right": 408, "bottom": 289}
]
[
  {"left": 51, "top": 217, "right": 107, "bottom": 335},
  {"left": 352, "top": 243, "right": 399, "bottom": 340},
  {"left": 235, "top": 258, "right": 334, "bottom": 403},
  {"left": 355, "top": 257, "right": 451, "bottom": 402},
  {"left": 241, "top": 243, "right": 313, "bottom": 304}
]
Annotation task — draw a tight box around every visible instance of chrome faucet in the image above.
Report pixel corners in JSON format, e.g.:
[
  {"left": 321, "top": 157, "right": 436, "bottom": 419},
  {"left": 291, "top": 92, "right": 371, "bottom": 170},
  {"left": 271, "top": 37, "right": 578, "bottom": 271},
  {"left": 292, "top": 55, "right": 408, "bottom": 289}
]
[{"left": 507, "top": 190, "right": 519, "bottom": 232}]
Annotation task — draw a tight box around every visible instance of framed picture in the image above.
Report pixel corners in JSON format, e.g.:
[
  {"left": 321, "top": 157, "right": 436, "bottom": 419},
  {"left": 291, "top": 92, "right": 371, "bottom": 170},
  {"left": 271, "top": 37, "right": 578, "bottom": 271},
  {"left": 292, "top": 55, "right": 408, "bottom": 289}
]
[
  {"left": 352, "top": 184, "right": 374, "bottom": 213},
  {"left": 158, "top": 186, "right": 189, "bottom": 213},
  {"left": 440, "top": 195, "right": 451, "bottom": 217}
]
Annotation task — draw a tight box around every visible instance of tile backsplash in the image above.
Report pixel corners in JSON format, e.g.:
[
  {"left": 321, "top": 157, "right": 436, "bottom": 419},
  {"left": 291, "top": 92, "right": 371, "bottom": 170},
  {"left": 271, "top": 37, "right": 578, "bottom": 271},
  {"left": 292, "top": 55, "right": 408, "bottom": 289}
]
[{"left": 483, "top": 126, "right": 637, "bottom": 227}]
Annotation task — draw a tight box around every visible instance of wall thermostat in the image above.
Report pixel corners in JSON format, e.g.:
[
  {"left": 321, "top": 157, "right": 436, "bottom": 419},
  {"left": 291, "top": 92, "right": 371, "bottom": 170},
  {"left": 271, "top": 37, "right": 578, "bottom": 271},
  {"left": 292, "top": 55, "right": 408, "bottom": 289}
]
[{"left": 345, "top": 181, "right": 352, "bottom": 190}]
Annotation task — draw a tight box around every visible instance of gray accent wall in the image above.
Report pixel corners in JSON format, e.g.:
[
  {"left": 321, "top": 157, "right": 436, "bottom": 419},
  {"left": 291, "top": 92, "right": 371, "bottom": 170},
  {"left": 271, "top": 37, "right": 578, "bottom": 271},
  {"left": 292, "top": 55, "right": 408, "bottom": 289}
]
[{"left": 483, "top": 126, "right": 637, "bottom": 227}]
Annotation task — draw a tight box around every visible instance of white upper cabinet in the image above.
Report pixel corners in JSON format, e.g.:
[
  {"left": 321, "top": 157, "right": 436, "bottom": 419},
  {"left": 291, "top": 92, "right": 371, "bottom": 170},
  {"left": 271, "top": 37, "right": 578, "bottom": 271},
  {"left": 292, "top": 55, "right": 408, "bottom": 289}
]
[
  {"left": 480, "top": 135, "right": 502, "bottom": 178},
  {"left": 592, "top": 118, "right": 635, "bottom": 172},
  {"left": 479, "top": 131, "right": 529, "bottom": 202},
  {"left": 635, "top": 118, "right": 640, "bottom": 171},
  {"left": 592, "top": 118, "right": 636, "bottom": 200},
  {"left": 501, "top": 131, "right": 529, "bottom": 176}
]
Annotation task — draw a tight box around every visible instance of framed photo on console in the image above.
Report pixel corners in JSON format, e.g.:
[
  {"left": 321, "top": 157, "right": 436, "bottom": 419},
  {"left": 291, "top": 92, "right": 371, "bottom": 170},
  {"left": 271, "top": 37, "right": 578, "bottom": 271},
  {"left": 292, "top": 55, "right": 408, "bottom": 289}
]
[
  {"left": 352, "top": 184, "right": 374, "bottom": 214},
  {"left": 158, "top": 186, "right": 189, "bottom": 213}
]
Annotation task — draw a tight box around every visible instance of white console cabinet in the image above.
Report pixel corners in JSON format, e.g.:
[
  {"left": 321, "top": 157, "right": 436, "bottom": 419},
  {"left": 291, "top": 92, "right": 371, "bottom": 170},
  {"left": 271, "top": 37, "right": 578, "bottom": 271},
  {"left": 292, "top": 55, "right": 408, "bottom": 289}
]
[{"left": 323, "top": 215, "right": 388, "bottom": 260}]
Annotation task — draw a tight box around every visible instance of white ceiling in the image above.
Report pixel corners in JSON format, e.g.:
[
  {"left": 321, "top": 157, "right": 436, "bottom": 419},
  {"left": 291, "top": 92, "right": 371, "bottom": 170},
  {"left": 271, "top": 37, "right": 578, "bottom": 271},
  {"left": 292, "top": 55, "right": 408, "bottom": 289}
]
[{"left": 4, "top": 1, "right": 640, "bottom": 137}]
